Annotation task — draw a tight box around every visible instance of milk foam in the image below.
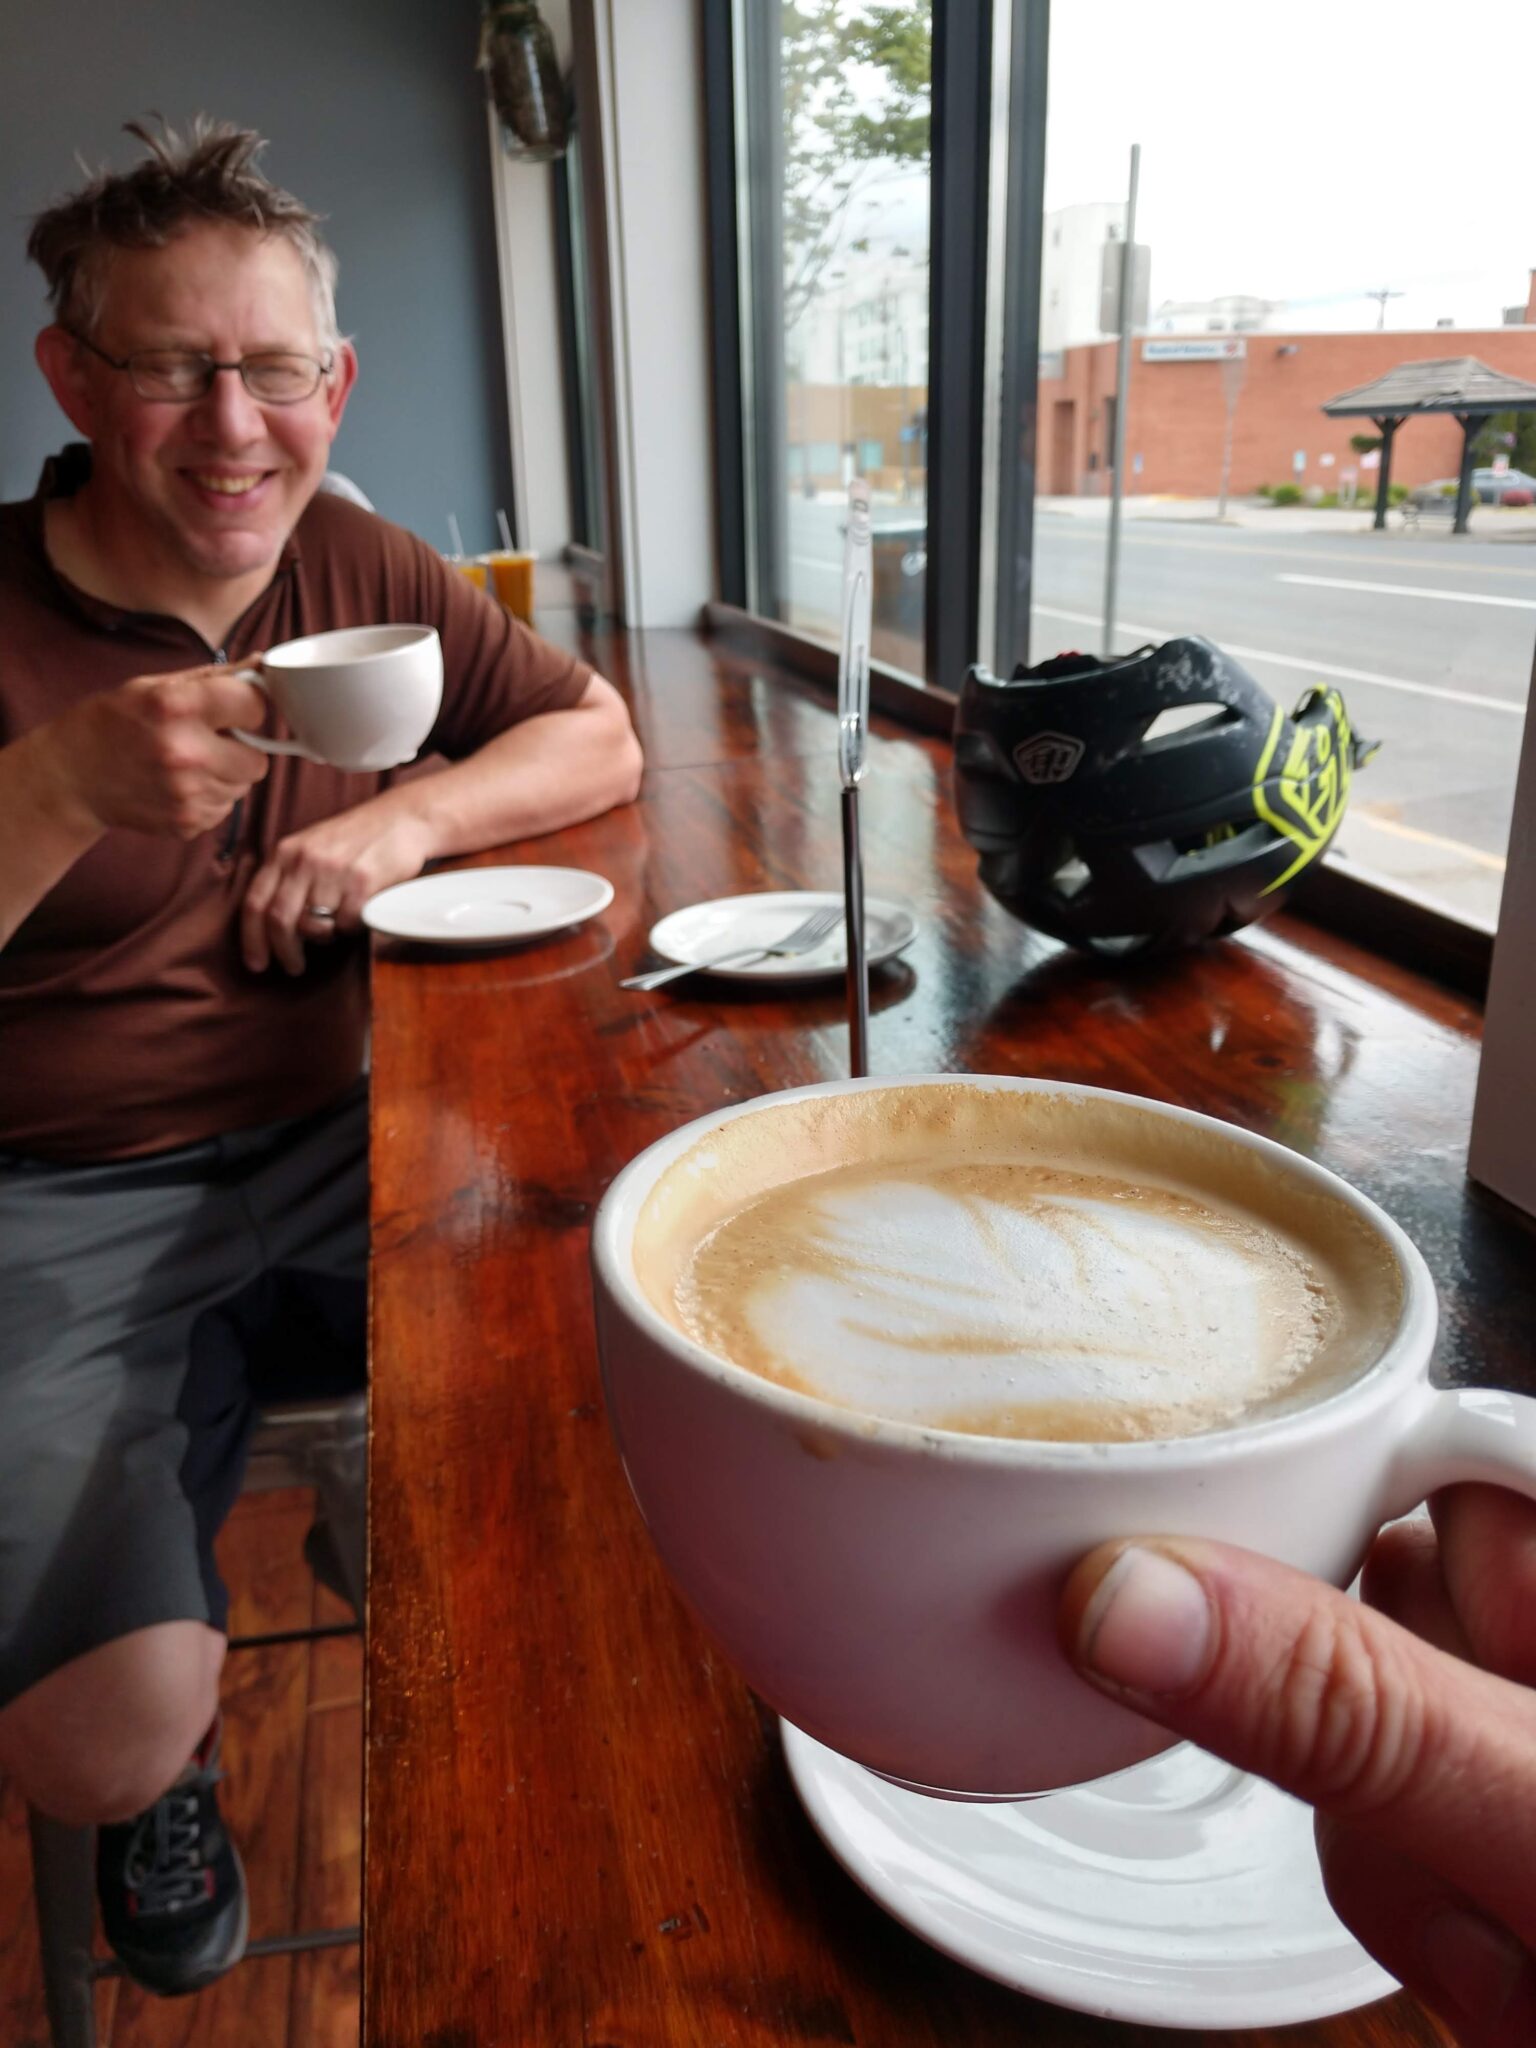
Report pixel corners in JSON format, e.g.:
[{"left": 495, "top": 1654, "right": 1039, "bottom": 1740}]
[
  {"left": 674, "top": 1162, "right": 1330, "bottom": 1439},
  {"left": 636, "top": 1082, "right": 1403, "bottom": 1444}
]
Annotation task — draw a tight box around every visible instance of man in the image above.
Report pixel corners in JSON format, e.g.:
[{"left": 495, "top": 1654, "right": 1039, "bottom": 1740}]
[{"left": 0, "top": 119, "right": 641, "bottom": 1997}]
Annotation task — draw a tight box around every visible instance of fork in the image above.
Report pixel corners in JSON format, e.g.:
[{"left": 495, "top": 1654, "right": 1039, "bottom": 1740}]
[{"left": 620, "top": 904, "right": 844, "bottom": 992}]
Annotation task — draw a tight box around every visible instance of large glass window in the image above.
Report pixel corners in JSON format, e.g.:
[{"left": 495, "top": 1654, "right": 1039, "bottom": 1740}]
[
  {"left": 738, "top": 2, "right": 933, "bottom": 676},
  {"left": 1027, "top": 0, "right": 1535, "bottom": 927}
]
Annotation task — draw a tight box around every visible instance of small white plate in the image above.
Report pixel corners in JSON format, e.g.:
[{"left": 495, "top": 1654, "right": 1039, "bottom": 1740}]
[
  {"left": 782, "top": 1723, "right": 1398, "bottom": 2030},
  {"left": 646, "top": 890, "right": 917, "bottom": 983},
  {"left": 362, "top": 866, "right": 614, "bottom": 947}
]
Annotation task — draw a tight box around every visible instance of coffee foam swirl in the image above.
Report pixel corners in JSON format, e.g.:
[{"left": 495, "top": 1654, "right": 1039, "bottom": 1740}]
[
  {"left": 675, "top": 1163, "right": 1329, "bottom": 1439},
  {"left": 635, "top": 1083, "right": 1403, "bottom": 1444}
]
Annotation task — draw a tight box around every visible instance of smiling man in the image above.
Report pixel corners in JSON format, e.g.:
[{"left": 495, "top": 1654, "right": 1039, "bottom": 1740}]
[{"left": 0, "top": 120, "right": 640, "bottom": 1998}]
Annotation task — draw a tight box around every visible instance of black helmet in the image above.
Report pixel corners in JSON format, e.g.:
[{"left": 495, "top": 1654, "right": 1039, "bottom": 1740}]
[{"left": 954, "top": 635, "right": 1375, "bottom": 955}]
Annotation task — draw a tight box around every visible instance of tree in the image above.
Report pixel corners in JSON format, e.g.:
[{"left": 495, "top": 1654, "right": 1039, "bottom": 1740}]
[
  {"left": 1472, "top": 409, "right": 1536, "bottom": 475},
  {"left": 780, "top": 4, "right": 931, "bottom": 335}
]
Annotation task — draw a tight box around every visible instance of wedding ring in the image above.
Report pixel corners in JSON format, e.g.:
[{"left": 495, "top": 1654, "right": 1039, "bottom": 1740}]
[{"left": 306, "top": 904, "right": 337, "bottom": 920}]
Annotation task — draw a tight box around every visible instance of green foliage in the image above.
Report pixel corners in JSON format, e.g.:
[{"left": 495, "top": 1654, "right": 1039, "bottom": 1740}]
[
  {"left": 781, "top": 3, "right": 932, "bottom": 332},
  {"left": 1348, "top": 432, "right": 1382, "bottom": 457},
  {"left": 1269, "top": 482, "right": 1303, "bottom": 506},
  {"left": 1472, "top": 409, "right": 1536, "bottom": 472}
]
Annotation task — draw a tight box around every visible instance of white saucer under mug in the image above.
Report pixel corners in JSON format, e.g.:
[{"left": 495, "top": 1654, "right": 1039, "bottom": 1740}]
[{"left": 782, "top": 1722, "right": 1399, "bottom": 2030}]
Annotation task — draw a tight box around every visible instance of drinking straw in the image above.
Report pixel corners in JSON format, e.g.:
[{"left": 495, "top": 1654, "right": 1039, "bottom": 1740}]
[
  {"left": 496, "top": 508, "right": 515, "bottom": 552},
  {"left": 838, "top": 479, "right": 873, "bottom": 1078},
  {"left": 447, "top": 514, "right": 466, "bottom": 559}
]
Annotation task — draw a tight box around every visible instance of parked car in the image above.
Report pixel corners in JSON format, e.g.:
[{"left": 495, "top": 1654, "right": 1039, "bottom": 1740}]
[
  {"left": 1475, "top": 467, "right": 1536, "bottom": 504},
  {"left": 1407, "top": 469, "right": 1536, "bottom": 511}
]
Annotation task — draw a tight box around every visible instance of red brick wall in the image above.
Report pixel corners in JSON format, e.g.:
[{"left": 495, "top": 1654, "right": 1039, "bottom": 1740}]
[{"left": 1039, "top": 328, "right": 1536, "bottom": 497}]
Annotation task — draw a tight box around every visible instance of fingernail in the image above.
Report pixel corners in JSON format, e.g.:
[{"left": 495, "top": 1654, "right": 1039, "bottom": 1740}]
[
  {"left": 1076, "top": 1546, "right": 1214, "bottom": 1696},
  {"left": 1422, "top": 1907, "right": 1527, "bottom": 2027}
]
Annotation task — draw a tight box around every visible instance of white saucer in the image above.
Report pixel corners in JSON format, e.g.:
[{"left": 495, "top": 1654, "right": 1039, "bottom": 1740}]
[
  {"left": 781, "top": 1723, "right": 1399, "bottom": 2030},
  {"left": 362, "top": 866, "right": 614, "bottom": 947},
  {"left": 646, "top": 890, "right": 917, "bottom": 982}
]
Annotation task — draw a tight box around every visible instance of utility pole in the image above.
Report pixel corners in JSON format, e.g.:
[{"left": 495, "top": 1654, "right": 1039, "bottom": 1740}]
[
  {"left": 1103, "top": 143, "right": 1140, "bottom": 655},
  {"left": 1366, "top": 287, "right": 1404, "bottom": 330}
]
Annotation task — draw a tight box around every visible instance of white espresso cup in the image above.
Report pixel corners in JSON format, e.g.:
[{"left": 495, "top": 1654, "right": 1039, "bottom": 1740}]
[
  {"left": 592, "top": 1073, "right": 1536, "bottom": 1799},
  {"left": 232, "top": 624, "right": 443, "bottom": 771}
]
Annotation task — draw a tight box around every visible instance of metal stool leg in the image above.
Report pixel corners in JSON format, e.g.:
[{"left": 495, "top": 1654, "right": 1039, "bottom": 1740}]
[
  {"left": 27, "top": 1810, "right": 99, "bottom": 2048},
  {"left": 303, "top": 1391, "right": 367, "bottom": 1621}
]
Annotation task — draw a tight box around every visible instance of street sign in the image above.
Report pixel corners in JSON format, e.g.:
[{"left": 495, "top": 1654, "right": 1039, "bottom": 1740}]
[
  {"left": 1141, "top": 337, "right": 1246, "bottom": 362},
  {"left": 1360, "top": 450, "right": 1381, "bottom": 471},
  {"left": 1320, "top": 453, "right": 1336, "bottom": 467},
  {"left": 1293, "top": 450, "right": 1306, "bottom": 474},
  {"left": 1099, "top": 241, "right": 1152, "bottom": 334}
]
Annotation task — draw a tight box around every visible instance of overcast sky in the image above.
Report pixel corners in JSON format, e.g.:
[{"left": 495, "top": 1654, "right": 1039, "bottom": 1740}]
[
  {"left": 834, "top": 0, "right": 1536, "bottom": 332},
  {"left": 1044, "top": 0, "right": 1536, "bottom": 330}
]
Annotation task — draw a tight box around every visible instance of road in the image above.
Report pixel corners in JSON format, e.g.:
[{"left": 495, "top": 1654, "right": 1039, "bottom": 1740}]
[{"left": 785, "top": 499, "right": 1534, "bottom": 923}]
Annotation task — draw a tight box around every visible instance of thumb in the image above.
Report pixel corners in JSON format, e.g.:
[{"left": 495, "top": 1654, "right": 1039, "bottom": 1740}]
[{"left": 1059, "top": 1537, "right": 1536, "bottom": 1948}]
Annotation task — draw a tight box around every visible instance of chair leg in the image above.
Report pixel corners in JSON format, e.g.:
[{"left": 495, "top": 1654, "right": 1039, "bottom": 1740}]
[
  {"left": 305, "top": 1391, "right": 367, "bottom": 1621},
  {"left": 27, "top": 1809, "right": 99, "bottom": 2048}
]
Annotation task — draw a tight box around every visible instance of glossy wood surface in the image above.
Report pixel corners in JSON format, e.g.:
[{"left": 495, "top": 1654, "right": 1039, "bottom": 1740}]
[{"left": 365, "top": 621, "right": 1533, "bottom": 2047}]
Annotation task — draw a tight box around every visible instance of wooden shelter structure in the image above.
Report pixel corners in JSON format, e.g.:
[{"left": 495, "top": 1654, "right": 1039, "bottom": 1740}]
[{"left": 1321, "top": 356, "right": 1536, "bottom": 532}]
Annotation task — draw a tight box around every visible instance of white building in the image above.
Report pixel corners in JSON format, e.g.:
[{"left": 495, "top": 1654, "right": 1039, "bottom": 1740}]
[
  {"left": 788, "top": 246, "right": 930, "bottom": 390},
  {"left": 1040, "top": 200, "right": 1131, "bottom": 358}
]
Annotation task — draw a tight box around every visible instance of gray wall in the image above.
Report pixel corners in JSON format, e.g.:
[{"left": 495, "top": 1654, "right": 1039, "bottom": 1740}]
[{"left": 1, "top": 0, "right": 515, "bottom": 555}]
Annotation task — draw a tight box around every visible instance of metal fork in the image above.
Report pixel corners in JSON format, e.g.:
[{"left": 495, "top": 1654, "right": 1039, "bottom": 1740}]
[{"left": 621, "top": 904, "right": 844, "bottom": 992}]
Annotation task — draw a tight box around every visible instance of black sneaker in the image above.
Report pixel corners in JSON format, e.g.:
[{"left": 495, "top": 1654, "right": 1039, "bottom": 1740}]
[{"left": 96, "top": 1719, "right": 249, "bottom": 1997}]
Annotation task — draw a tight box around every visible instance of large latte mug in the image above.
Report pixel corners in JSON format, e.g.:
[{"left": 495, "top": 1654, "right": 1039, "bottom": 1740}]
[
  {"left": 592, "top": 1073, "right": 1536, "bottom": 1799},
  {"left": 232, "top": 624, "right": 443, "bottom": 771}
]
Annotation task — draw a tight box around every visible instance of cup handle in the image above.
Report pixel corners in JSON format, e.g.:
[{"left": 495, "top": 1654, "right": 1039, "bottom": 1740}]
[
  {"left": 1383, "top": 1385, "right": 1536, "bottom": 1520},
  {"left": 228, "top": 667, "right": 321, "bottom": 761}
]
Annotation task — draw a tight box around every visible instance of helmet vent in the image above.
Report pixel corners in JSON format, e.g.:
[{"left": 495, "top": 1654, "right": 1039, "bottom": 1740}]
[
  {"left": 1143, "top": 703, "right": 1232, "bottom": 745},
  {"left": 1051, "top": 852, "right": 1092, "bottom": 900}
]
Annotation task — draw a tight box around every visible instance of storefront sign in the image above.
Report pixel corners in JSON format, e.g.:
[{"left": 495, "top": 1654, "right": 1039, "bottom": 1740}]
[{"left": 1141, "top": 337, "right": 1247, "bottom": 362}]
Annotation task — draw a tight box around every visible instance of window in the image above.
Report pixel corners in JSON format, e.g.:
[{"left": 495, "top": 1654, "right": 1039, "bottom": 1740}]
[
  {"left": 734, "top": 1, "right": 934, "bottom": 678},
  {"left": 1025, "top": 0, "right": 1536, "bottom": 929}
]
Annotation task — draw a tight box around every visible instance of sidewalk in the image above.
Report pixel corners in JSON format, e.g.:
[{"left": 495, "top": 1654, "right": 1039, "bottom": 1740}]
[{"left": 1036, "top": 493, "right": 1536, "bottom": 540}]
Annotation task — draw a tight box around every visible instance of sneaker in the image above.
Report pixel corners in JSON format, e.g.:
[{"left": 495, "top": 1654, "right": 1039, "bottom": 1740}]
[{"left": 96, "top": 1719, "right": 249, "bottom": 1997}]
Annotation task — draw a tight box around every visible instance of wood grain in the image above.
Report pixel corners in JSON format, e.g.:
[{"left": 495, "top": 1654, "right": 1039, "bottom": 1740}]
[{"left": 365, "top": 626, "right": 1531, "bottom": 2046}]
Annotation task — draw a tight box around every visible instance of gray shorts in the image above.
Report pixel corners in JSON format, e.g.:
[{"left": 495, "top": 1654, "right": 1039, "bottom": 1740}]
[{"left": 0, "top": 1082, "right": 368, "bottom": 1710}]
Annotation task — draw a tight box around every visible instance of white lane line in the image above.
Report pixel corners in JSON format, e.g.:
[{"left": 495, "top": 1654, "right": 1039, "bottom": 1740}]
[
  {"left": 1278, "top": 573, "right": 1536, "bottom": 611},
  {"left": 1030, "top": 605, "right": 1528, "bottom": 716},
  {"left": 1033, "top": 522, "right": 1536, "bottom": 580}
]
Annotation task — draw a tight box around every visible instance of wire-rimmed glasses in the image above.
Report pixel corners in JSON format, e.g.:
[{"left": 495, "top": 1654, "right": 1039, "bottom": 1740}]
[{"left": 68, "top": 331, "right": 334, "bottom": 405}]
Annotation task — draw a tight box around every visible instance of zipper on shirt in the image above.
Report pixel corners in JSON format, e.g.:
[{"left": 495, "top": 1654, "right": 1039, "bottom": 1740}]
[{"left": 213, "top": 648, "right": 244, "bottom": 866}]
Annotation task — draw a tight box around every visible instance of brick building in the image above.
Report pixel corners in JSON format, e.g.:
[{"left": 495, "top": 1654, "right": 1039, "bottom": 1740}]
[{"left": 1042, "top": 273, "right": 1536, "bottom": 498}]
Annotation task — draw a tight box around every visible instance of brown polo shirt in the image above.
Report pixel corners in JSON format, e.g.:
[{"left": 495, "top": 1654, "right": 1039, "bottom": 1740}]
[{"left": 0, "top": 448, "right": 596, "bottom": 1161}]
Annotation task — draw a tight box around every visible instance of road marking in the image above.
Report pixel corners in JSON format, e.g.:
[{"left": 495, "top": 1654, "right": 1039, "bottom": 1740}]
[
  {"left": 1278, "top": 573, "right": 1536, "bottom": 610},
  {"left": 1349, "top": 811, "right": 1507, "bottom": 872},
  {"left": 1030, "top": 606, "right": 1528, "bottom": 716},
  {"left": 1034, "top": 520, "right": 1536, "bottom": 581}
]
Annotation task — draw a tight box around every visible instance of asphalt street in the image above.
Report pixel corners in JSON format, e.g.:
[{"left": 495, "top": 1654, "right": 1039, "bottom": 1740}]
[{"left": 786, "top": 498, "right": 1534, "bottom": 923}]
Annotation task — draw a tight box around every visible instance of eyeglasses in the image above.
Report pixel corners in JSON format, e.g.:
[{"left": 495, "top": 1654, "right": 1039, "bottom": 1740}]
[{"left": 68, "top": 331, "right": 334, "bottom": 405}]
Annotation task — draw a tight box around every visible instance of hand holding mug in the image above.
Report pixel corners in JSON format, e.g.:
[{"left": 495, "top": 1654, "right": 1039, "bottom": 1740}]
[
  {"left": 1061, "top": 1489, "right": 1536, "bottom": 2046},
  {"left": 34, "top": 662, "right": 269, "bottom": 840}
]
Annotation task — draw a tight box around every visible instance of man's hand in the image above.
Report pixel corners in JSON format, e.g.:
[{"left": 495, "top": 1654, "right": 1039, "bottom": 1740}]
[
  {"left": 241, "top": 803, "right": 435, "bottom": 975},
  {"left": 1060, "top": 1487, "right": 1536, "bottom": 2046},
  {"left": 33, "top": 664, "right": 271, "bottom": 840}
]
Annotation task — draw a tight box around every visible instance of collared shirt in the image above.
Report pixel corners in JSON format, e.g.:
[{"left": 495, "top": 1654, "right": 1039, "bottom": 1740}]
[{"left": 0, "top": 447, "right": 595, "bottom": 1160}]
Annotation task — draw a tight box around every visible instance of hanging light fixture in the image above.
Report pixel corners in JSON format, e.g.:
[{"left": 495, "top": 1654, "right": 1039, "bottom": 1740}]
[{"left": 478, "top": 2, "right": 569, "bottom": 164}]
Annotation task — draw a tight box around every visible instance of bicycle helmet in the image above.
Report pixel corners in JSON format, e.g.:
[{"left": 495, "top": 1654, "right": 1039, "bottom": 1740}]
[{"left": 953, "top": 634, "right": 1375, "bottom": 955}]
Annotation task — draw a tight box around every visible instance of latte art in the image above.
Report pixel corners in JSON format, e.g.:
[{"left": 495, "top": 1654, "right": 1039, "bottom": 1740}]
[
  {"left": 675, "top": 1163, "right": 1332, "bottom": 1439},
  {"left": 636, "top": 1083, "right": 1402, "bottom": 1444}
]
